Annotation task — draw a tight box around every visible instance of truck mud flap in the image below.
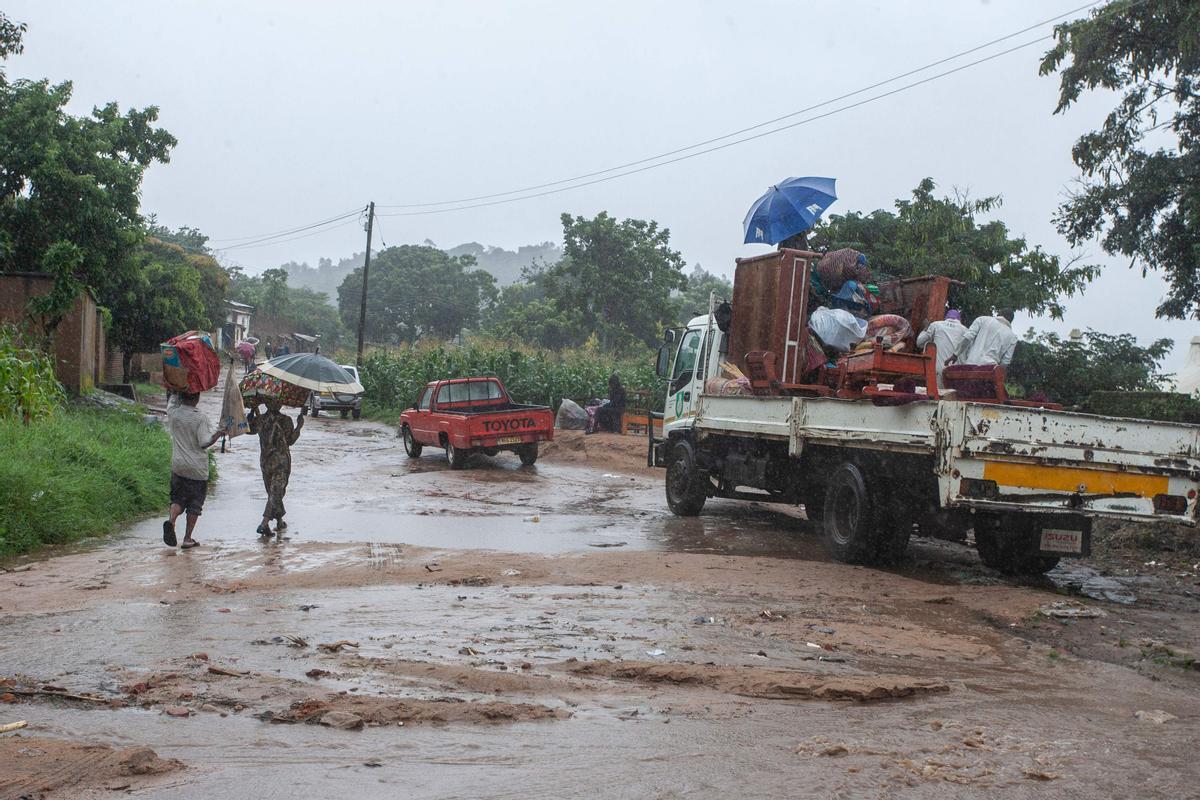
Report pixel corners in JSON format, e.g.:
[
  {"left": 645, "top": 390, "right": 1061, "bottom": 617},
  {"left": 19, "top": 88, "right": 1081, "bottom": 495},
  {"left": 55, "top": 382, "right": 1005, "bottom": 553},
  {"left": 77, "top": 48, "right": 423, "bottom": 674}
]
[
  {"left": 1033, "top": 515, "right": 1092, "bottom": 558},
  {"left": 648, "top": 410, "right": 666, "bottom": 468}
]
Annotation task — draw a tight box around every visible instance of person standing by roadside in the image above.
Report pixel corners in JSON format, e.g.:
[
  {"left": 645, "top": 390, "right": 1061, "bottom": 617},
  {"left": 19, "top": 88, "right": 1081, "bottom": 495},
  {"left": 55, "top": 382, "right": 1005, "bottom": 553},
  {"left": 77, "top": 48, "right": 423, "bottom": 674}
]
[
  {"left": 248, "top": 398, "right": 304, "bottom": 536},
  {"left": 163, "top": 392, "right": 221, "bottom": 549}
]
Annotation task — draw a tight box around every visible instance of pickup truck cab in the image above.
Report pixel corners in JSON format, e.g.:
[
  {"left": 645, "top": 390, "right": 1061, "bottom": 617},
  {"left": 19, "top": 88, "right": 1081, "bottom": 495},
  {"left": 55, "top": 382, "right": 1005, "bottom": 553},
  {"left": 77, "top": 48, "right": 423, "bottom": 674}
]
[{"left": 399, "top": 377, "right": 554, "bottom": 469}]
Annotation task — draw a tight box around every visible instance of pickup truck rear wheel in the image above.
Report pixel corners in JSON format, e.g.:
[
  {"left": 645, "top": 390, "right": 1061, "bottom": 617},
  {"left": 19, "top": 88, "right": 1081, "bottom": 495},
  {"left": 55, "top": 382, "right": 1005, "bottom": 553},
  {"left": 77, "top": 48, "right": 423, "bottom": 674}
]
[
  {"left": 402, "top": 426, "right": 422, "bottom": 458},
  {"left": 445, "top": 440, "right": 470, "bottom": 470},
  {"left": 352, "top": 408, "right": 361, "bottom": 420},
  {"left": 666, "top": 440, "right": 707, "bottom": 516},
  {"left": 518, "top": 443, "right": 539, "bottom": 466},
  {"left": 822, "top": 462, "right": 882, "bottom": 564},
  {"left": 974, "top": 514, "right": 1061, "bottom": 575}
]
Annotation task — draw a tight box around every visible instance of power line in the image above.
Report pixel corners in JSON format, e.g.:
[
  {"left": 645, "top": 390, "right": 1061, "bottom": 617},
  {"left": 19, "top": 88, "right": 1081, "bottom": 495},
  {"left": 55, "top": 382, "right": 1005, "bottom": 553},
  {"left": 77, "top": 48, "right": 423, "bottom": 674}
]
[
  {"left": 207, "top": 208, "right": 364, "bottom": 246},
  {"left": 375, "top": 0, "right": 1113, "bottom": 211},
  {"left": 375, "top": 35, "right": 1056, "bottom": 218},
  {"left": 215, "top": 217, "right": 362, "bottom": 252}
]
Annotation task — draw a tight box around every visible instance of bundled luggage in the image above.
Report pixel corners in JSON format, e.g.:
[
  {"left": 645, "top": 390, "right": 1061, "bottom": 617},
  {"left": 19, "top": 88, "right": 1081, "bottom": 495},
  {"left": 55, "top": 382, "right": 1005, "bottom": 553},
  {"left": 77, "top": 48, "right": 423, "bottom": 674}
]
[{"left": 161, "top": 331, "right": 220, "bottom": 393}]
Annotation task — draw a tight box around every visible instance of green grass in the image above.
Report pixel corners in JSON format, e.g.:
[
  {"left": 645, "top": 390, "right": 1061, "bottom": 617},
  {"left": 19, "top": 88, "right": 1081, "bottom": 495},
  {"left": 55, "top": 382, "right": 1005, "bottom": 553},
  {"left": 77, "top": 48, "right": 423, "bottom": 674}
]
[
  {"left": 133, "top": 381, "right": 166, "bottom": 400},
  {"left": 0, "top": 406, "right": 172, "bottom": 558}
]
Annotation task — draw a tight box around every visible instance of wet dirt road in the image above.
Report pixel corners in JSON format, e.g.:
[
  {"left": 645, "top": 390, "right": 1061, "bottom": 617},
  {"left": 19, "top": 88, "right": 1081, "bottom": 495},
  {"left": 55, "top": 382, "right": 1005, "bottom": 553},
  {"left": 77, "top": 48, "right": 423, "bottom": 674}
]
[{"left": 2, "top": 390, "right": 1199, "bottom": 798}]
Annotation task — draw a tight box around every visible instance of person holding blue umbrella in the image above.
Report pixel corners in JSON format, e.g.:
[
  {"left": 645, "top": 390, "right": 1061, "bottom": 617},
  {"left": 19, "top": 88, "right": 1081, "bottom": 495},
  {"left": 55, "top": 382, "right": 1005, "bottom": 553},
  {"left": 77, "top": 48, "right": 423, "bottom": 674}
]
[{"left": 743, "top": 176, "right": 838, "bottom": 249}]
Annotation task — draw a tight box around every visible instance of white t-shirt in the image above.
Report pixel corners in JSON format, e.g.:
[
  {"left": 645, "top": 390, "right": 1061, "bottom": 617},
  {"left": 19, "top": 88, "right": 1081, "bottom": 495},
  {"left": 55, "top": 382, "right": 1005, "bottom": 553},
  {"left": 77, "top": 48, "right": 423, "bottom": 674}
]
[
  {"left": 957, "top": 316, "right": 1018, "bottom": 366},
  {"left": 917, "top": 319, "right": 968, "bottom": 388},
  {"left": 167, "top": 401, "right": 213, "bottom": 480}
]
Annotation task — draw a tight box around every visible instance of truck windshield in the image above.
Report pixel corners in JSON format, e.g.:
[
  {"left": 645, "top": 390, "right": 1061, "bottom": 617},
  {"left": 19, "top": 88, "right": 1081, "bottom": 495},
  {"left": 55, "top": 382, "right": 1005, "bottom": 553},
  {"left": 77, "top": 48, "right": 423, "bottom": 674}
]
[
  {"left": 418, "top": 388, "right": 431, "bottom": 410},
  {"left": 439, "top": 380, "right": 502, "bottom": 404}
]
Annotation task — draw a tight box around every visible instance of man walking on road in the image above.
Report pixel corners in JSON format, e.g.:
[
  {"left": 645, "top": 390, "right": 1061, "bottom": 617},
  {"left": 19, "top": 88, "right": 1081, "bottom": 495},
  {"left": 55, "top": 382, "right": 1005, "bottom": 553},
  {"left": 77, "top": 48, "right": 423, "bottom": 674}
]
[
  {"left": 248, "top": 399, "right": 303, "bottom": 536},
  {"left": 164, "top": 392, "right": 221, "bottom": 549},
  {"left": 954, "top": 308, "right": 1019, "bottom": 367}
]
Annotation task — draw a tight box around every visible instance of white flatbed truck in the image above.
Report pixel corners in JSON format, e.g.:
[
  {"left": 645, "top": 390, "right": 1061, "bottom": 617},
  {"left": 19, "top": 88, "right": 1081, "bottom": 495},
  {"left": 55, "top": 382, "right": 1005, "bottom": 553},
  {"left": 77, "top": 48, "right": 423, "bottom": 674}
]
[{"left": 650, "top": 311, "right": 1200, "bottom": 574}]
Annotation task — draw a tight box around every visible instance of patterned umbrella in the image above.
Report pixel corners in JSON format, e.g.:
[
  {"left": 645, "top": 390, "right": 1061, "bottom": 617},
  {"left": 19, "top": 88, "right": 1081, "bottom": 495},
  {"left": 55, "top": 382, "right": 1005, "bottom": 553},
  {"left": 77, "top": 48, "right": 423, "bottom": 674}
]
[{"left": 258, "top": 353, "right": 364, "bottom": 394}]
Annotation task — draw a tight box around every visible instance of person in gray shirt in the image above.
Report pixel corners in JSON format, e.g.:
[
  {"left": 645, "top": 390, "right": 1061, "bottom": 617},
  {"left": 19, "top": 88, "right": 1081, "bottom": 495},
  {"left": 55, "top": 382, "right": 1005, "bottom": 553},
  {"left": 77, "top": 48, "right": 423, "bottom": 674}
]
[{"left": 163, "top": 392, "right": 221, "bottom": 549}]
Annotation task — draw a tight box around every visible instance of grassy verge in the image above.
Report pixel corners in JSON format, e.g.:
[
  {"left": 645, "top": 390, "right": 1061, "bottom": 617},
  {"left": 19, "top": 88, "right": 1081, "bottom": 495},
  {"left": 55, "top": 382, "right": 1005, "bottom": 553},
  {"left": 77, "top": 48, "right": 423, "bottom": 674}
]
[
  {"left": 358, "top": 398, "right": 402, "bottom": 426},
  {"left": 133, "top": 381, "right": 167, "bottom": 401},
  {"left": 0, "top": 406, "right": 171, "bottom": 558}
]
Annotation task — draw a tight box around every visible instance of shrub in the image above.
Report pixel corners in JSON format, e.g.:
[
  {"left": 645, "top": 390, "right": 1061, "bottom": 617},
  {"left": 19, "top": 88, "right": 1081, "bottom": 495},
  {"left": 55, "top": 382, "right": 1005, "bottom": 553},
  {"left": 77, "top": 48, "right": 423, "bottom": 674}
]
[
  {"left": 0, "top": 325, "right": 64, "bottom": 422},
  {"left": 350, "top": 338, "right": 660, "bottom": 414}
]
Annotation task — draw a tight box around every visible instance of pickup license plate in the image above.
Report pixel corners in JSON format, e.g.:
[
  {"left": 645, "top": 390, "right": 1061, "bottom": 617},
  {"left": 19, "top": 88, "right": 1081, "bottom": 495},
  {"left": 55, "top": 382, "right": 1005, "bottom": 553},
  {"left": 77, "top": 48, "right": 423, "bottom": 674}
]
[
  {"left": 1040, "top": 528, "right": 1083, "bottom": 554},
  {"left": 497, "top": 435, "right": 522, "bottom": 445}
]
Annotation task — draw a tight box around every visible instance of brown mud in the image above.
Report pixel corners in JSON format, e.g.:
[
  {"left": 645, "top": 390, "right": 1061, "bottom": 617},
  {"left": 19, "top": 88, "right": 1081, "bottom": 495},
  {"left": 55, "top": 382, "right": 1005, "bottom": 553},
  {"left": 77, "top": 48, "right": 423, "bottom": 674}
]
[
  {"left": 1, "top": 379, "right": 1198, "bottom": 797},
  {"left": 0, "top": 736, "right": 181, "bottom": 799}
]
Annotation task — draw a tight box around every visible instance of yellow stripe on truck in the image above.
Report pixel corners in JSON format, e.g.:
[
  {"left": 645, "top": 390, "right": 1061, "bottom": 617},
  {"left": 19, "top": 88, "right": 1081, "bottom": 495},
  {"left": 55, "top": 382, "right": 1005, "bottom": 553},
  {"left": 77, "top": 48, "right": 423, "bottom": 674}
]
[{"left": 982, "top": 461, "right": 1169, "bottom": 497}]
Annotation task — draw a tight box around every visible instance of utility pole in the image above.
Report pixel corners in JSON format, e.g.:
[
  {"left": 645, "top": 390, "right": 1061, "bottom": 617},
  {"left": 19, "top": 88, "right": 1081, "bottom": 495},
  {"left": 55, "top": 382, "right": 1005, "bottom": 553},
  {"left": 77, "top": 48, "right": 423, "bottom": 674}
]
[{"left": 355, "top": 201, "right": 375, "bottom": 368}]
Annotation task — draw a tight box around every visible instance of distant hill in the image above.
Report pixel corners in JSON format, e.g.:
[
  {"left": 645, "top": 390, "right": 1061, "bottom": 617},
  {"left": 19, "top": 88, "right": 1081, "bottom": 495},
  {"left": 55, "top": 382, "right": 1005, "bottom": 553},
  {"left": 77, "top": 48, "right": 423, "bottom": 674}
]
[{"left": 281, "top": 241, "right": 562, "bottom": 305}]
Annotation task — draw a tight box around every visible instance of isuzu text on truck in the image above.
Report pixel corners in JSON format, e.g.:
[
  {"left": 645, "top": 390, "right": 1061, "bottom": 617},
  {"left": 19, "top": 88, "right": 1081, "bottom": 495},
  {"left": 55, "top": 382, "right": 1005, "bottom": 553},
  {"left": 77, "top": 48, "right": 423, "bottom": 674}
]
[{"left": 649, "top": 248, "right": 1200, "bottom": 575}]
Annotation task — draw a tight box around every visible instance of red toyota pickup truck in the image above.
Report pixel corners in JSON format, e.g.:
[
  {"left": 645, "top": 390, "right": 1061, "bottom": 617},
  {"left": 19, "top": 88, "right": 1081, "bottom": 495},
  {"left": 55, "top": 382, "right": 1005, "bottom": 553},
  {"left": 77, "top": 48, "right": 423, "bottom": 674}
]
[{"left": 399, "top": 377, "right": 554, "bottom": 469}]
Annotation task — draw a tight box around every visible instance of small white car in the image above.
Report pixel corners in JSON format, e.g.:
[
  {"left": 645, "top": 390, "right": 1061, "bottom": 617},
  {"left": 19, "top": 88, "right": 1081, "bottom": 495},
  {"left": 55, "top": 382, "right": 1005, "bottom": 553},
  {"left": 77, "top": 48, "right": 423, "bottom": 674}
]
[{"left": 307, "top": 364, "right": 363, "bottom": 419}]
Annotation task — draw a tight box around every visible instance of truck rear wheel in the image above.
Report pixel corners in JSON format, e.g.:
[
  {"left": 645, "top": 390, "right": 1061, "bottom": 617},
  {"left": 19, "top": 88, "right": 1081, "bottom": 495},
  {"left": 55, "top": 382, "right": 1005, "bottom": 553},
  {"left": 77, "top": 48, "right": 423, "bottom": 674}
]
[
  {"left": 445, "top": 440, "right": 470, "bottom": 470},
  {"left": 974, "top": 514, "right": 1061, "bottom": 576},
  {"left": 666, "top": 440, "right": 707, "bottom": 516},
  {"left": 822, "top": 462, "right": 878, "bottom": 563},
  {"left": 402, "top": 426, "right": 422, "bottom": 458},
  {"left": 518, "top": 443, "right": 539, "bottom": 466}
]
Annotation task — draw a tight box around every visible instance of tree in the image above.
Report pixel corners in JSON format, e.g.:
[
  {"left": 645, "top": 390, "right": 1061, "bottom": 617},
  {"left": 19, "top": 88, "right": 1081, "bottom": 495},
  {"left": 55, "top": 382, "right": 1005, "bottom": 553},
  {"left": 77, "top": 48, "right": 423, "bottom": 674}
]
[
  {"left": 541, "top": 212, "right": 687, "bottom": 350},
  {"left": 483, "top": 276, "right": 586, "bottom": 350},
  {"left": 146, "top": 220, "right": 211, "bottom": 256},
  {"left": 259, "top": 268, "right": 289, "bottom": 318},
  {"left": 285, "top": 286, "right": 342, "bottom": 347},
  {"left": 1007, "top": 329, "right": 1171, "bottom": 407},
  {"left": 105, "top": 239, "right": 215, "bottom": 382},
  {"left": 0, "top": 13, "right": 176, "bottom": 334},
  {"left": 811, "top": 178, "right": 1097, "bottom": 319},
  {"left": 337, "top": 245, "right": 497, "bottom": 344},
  {"left": 674, "top": 264, "right": 733, "bottom": 323},
  {"left": 1040, "top": 1, "right": 1199, "bottom": 318}
]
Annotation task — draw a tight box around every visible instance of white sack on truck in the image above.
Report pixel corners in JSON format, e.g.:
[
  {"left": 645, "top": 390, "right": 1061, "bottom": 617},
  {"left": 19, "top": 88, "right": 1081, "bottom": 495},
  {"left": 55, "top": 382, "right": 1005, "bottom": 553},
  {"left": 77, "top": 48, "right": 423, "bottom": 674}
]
[{"left": 808, "top": 307, "right": 867, "bottom": 353}]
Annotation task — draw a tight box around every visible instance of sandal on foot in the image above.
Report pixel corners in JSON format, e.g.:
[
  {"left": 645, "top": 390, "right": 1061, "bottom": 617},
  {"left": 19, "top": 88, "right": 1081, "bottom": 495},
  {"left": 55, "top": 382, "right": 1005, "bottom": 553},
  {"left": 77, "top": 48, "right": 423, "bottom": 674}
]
[
  {"left": 180, "top": 539, "right": 199, "bottom": 550},
  {"left": 256, "top": 524, "right": 271, "bottom": 536},
  {"left": 276, "top": 520, "right": 288, "bottom": 531},
  {"left": 163, "top": 520, "right": 177, "bottom": 547}
]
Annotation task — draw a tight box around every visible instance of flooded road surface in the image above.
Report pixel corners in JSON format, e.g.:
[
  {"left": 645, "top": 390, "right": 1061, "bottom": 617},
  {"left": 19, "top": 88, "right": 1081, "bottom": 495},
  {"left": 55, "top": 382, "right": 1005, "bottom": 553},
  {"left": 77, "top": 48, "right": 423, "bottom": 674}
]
[{"left": 2, "top": 391, "right": 1199, "bottom": 798}]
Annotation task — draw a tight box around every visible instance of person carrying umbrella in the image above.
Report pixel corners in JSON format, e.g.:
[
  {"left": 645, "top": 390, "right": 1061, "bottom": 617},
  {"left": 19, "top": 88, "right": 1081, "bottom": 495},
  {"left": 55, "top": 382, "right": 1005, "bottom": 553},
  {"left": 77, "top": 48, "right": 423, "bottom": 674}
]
[
  {"left": 248, "top": 398, "right": 303, "bottom": 536},
  {"left": 239, "top": 353, "right": 363, "bottom": 536}
]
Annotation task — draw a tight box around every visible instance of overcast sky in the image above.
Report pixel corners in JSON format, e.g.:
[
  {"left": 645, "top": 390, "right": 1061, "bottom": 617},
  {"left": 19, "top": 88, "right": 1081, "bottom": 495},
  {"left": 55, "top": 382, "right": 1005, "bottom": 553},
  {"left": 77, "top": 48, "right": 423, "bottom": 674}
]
[{"left": 8, "top": 0, "right": 1197, "bottom": 373}]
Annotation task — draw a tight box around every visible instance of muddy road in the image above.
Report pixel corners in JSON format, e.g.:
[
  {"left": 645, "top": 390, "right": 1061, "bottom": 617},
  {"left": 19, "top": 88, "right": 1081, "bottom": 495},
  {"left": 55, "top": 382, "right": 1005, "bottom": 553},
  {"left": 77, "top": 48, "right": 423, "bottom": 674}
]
[{"left": 2, "top": 389, "right": 1199, "bottom": 799}]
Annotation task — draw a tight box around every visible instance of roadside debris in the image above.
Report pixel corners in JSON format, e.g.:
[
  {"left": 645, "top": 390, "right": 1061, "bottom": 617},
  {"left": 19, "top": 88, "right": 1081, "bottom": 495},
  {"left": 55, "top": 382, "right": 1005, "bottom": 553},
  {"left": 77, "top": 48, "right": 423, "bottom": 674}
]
[
  {"left": 0, "top": 720, "right": 28, "bottom": 734},
  {"left": 1038, "top": 601, "right": 1106, "bottom": 620},
  {"left": 806, "top": 624, "right": 836, "bottom": 634},
  {"left": 759, "top": 609, "right": 788, "bottom": 621},
  {"left": 318, "top": 640, "right": 359, "bottom": 653},
  {"left": 1134, "top": 709, "right": 1177, "bottom": 724},
  {"left": 207, "top": 665, "right": 246, "bottom": 677},
  {"left": 645, "top": 649, "right": 666, "bottom": 657},
  {"left": 588, "top": 541, "right": 627, "bottom": 548}
]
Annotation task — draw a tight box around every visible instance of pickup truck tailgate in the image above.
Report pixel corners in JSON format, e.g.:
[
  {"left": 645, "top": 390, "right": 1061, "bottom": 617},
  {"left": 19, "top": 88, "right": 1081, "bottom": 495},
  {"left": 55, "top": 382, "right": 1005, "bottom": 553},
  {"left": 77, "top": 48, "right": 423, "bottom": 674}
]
[
  {"left": 941, "top": 403, "right": 1200, "bottom": 524},
  {"left": 464, "top": 406, "right": 554, "bottom": 445}
]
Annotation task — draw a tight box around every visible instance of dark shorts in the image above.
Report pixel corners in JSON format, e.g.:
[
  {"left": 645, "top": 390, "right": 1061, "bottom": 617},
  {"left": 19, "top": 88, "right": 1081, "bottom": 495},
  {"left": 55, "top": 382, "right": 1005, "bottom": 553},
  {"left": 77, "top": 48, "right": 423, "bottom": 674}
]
[{"left": 170, "top": 473, "right": 208, "bottom": 516}]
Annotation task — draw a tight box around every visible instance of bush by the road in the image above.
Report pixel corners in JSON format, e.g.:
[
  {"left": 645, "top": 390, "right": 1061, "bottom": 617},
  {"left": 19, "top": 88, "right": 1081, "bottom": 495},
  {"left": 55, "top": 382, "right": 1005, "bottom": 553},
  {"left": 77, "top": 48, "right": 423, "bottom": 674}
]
[
  {"left": 354, "top": 339, "right": 660, "bottom": 415},
  {"left": 0, "top": 407, "right": 170, "bottom": 557},
  {"left": 0, "top": 325, "right": 64, "bottom": 422}
]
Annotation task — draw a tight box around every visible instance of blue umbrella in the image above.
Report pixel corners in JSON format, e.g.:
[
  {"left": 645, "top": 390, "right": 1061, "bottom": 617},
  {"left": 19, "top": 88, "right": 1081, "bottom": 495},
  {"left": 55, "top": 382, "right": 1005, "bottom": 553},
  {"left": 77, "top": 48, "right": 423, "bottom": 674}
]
[{"left": 743, "top": 176, "right": 837, "bottom": 245}]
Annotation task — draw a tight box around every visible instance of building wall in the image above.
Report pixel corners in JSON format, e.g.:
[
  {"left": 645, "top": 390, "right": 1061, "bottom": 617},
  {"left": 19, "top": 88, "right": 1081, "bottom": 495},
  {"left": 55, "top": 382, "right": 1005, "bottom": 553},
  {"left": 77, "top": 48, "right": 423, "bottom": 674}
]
[{"left": 0, "top": 272, "right": 105, "bottom": 393}]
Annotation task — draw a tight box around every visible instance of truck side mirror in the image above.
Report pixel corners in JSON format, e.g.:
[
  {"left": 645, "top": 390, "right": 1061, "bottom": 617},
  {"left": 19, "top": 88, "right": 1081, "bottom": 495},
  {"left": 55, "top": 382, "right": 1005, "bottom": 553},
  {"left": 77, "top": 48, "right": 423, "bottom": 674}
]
[
  {"left": 655, "top": 344, "right": 672, "bottom": 378},
  {"left": 663, "top": 329, "right": 677, "bottom": 345}
]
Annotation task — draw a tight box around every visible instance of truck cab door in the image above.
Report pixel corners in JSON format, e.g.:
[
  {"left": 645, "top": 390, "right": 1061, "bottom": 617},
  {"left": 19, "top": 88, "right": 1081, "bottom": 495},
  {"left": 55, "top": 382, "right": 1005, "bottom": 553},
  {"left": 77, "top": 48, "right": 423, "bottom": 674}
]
[
  {"left": 665, "top": 328, "right": 707, "bottom": 427},
  {"left": 412, "top": 387, "right": 434, "bottom": 443}
]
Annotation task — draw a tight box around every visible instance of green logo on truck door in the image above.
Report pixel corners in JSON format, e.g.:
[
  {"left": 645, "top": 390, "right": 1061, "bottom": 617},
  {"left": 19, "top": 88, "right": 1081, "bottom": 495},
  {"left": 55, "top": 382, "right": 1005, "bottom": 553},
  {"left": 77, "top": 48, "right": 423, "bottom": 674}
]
[{"left": 675, "top": 392, "right": 685, "bottom": 417}]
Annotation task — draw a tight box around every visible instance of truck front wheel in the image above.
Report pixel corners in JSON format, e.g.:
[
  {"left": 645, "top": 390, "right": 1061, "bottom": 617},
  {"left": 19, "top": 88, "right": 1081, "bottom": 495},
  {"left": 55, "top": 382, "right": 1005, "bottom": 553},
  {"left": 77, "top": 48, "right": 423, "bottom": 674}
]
[
  {"left": 402, "top": 426, "right": 422, "bottom": 458},
  {"left": 666, "top": 440, "right": 707, "bottom": 516},
  {"left": 445, "top": 440, "right": 470, "bottom": 470},
  {"left": 974, "top": 514, "right": 1061, "bottom": 576}
]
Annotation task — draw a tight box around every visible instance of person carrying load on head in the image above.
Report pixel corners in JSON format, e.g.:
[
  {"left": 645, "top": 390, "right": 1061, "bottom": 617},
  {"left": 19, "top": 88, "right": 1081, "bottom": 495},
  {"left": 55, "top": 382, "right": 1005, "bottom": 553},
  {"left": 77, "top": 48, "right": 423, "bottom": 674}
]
[
  {"left": 951, "top": 308, "right": 1018, "bottom": 367},
  {"left": 248, "top": 398, "right": 304, "bottom": 536},
  {"left": 917, "top": 309, "right": 968, "bottom": 389}
]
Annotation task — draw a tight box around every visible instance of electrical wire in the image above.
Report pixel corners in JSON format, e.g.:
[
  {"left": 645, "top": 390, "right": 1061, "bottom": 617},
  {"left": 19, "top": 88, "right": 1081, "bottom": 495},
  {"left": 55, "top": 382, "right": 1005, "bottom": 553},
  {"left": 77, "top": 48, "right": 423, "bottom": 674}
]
[
  {"left": 376, "top": 36, "right": 1056, "bottom": 218},
  {"left": 375, "top": 0, "right": 1120, "bottom": 211},
  {"left": 207, "top": 208, "right": 365, "bottom": 246},
  {"left": 215, "top": 217, "right": 362, "bottom": 252}
]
